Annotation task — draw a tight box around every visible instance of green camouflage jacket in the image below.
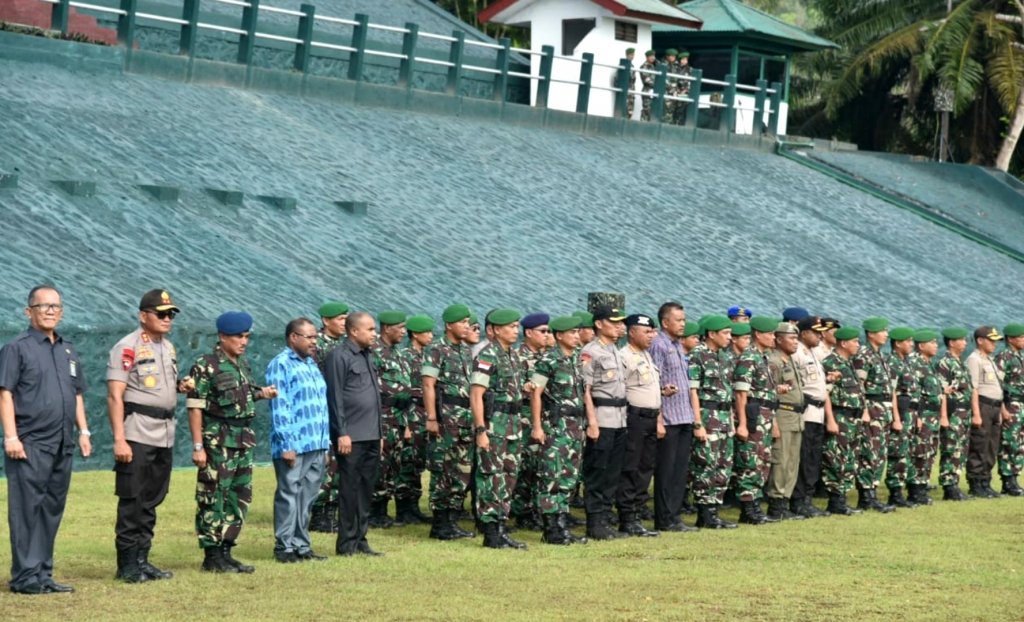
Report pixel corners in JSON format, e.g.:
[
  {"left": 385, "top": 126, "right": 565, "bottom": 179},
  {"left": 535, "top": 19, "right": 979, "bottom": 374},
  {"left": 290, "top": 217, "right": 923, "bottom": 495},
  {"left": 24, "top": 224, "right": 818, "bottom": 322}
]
[
  {"left": 314, "top": 330, "right": 343, "bottom": 372},
  {"left": 689, "top": 345, "right": 733, "bottom": 407},
  {"left": 471, "top": 342, "right": 524, "bottom": 408},
  {"left": 937, "top": 351, "right": 973, "bottom": 406},
  {"left": 186, "top": 344, "right": 260, "bottom": 449},
  {"left": 852, "top": 344, "right": 894, "bottom": 399},
  {"left": 374, "top": 340, "right": 412, "bottom": 426},
  {"left": 732, "top": 346, "right": 777, "bottom": 403},
  {"left": 888, "top": 352, "right": 921, "bottom": 401},
  {"left": 822, "top": 352, "right": 863, "bottom": 411},
  {"left": 532, "top": 349, "right": 584, "bottom": 416},
  {"left": 996, "top": 347, "right": 1024, "bottom": 402},
  {"left": 422, "top": 337, "right": 471, "bottom": 409},
  {"left": 911, "top": 352, "right": 943, "bottom": 413}
]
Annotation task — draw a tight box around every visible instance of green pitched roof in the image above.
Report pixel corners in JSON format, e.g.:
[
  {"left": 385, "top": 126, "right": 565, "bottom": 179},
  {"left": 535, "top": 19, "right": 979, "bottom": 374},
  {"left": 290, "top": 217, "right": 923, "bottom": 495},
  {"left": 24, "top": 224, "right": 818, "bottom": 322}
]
[
  {"left": 615, "top": 0, "right": 702, "bottom": 23},
  {"left": 654, "top": 0, "right": 838, "bottom": 52}
]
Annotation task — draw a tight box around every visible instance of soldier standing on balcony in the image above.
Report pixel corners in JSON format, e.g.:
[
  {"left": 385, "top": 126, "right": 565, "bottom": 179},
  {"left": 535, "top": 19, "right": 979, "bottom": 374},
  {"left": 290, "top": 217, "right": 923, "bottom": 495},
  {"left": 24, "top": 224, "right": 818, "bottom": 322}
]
[{"left": 639, "top": 50, "right": 658, "bottom": 122}]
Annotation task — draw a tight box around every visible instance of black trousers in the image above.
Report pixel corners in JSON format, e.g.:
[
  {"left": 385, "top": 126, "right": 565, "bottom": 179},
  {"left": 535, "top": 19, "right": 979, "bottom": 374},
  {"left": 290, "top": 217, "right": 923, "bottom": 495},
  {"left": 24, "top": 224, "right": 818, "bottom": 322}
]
[
  {"left": 5, "top": 441, "right": 73, "bottom": 590},
  {"left": 336, "top": 440, "right": 380, "bottom": 554},
  {"left": 616, "top": 411, "right": 658, "bottom": 515},
  {"left": 114, "top": 441, "right": 173, "bottom": 549},
  {"left": 793, "top": 421, "right": 825, "bottom": 501},
  {"left": 967, "top": 401, "right": 1002, "bottom": 479},
  {"left": 582, "top": 427, "right": 627, "bottom": 517},
  {"left": 654, "top": 423, "right": 693, "bottom": 526}
]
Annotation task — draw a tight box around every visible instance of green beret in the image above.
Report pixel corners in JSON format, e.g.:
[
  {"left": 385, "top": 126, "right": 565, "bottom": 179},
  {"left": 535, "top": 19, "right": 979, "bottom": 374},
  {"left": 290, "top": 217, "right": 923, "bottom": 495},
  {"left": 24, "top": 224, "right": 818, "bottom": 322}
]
[
  {"left": 834, "top": 326, "right": 860, "bottom": 341},
  {"left": 678, "top": 50, "right": 690, "bottom": 58},
  {"left": 889, "top": 326, "right": 914, "bottom": 341},
  {"left": 469, "top": 313, "right": 479, "bottom": 326},
  {"left": 750, "top": 316, "right": 778, "bottom": 333},
  {"left": 665, "top": 48, "right": 678, "bottom": 56},
  {"left": 942, "top": 327, "right": 968, "bottom": 340},
  {"left": 730, "top": 322, "right": 751, "bottom": 336},
  {"left": 318, "top": 301, "right": 349, "bottom": 318},
  {"left": 488, "top": 308, "right": 521, "bottom": 326},
  {"left": 442, "top": 304, "right": 471, "bottom": 324},
  {"left": 697, "top": 315, "right": 713, "bottom": 327},
  {"left": 573, "top": 310, "right": 595, "bottom": 329},
  {"left": 913, "top": 328, "right": 938, "bottom": 343},
  {"left": 862, "top": 317, "right": 889, "bottom": 333},
  {"left": 550, "top": 315, "right": 581, "bottom": 333},
  {"left": 702, "top": 315, "right": 732, "bottom": 332},
  {"left": 683, "top": 321, "right": 701, "bottom": 337},
  {"left": 378, "top": 310, "right": 406, "bottom": 326},
  {"left": 625, "top": 47, "right": 635, "bottom": 54},
  {"left": 406, "top": 314, "right": 435, "bottom": 334},
  {"left": 1003, "top": 323, "right": 1024, "bottom": 338},
  {"left": 644, "top": 49, "right": 656, "bottom": 56}
]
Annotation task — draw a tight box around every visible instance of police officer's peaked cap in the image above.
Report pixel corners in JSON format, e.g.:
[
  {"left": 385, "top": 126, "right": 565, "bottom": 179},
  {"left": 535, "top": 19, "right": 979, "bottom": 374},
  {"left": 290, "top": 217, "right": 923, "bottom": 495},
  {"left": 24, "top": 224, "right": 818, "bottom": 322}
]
[
  {"left": 139, "top": 289, "right": 179, "bottom": 312},
  {"left": 974, "top": 326, "right": 1003, "bottom": 341}
]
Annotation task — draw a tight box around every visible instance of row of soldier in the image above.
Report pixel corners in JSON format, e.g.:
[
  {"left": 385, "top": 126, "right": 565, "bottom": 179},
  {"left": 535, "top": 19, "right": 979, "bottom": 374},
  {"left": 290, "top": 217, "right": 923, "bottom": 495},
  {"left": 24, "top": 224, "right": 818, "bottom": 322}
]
[
  {"left": 3, "top": 286, "right": 1022, "bottom": 592},
  {"left": 625, "top": 47, "right": 694, "bottom": 125}
]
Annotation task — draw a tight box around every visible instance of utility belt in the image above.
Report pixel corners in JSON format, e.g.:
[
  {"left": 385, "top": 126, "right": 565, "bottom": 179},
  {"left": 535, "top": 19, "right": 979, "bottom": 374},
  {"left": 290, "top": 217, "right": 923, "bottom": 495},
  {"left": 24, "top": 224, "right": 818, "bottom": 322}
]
[
  {"left": 627, "top": 405, "right": 660, "bottom": 419},
  {"left": 749, "top": 398, "right": 779, "bottom": 411},
  {"left": 546, "top": 403, "right": 584, "bottom": 424},
  {"left": 443, "top": 395, "right": 471, "bottom": 409},
  {"left": 979, "top": 395, "right": 1004, "bottom": 408},
  {"left": 701, "top": 400, "right": 732, "bottom": 412},
  {"left": 592, "top": 397, "right": 628, "bottom": 408},
  {"left": 833, "top": 406, "right": 862, "bottom": 418},
  {"left": 492, "top": 400, "right": 522, "bottom": 415},
  {"left": 380, "top": 394, "right": 412, "bottom": 410},
  {"left": 896, "top": 395, "right": 919, "bottom": 412},
  {"left": 950, "top": 399, "right": 970, "bottom": 411},
  {"left": 124, "top": 401, "right": 175, "bottom": 420},
  {"left": 802, "top": 395, "right": 825, "bottom": 409},
  {"left": 203, "top": 412, "right": 255, "bottom": 427},
  {"left": 864, "top": 393, "right": 888, "bottom": 401},
  {"left": 776, "top": 402, "right": 807, "bottom": 414}
]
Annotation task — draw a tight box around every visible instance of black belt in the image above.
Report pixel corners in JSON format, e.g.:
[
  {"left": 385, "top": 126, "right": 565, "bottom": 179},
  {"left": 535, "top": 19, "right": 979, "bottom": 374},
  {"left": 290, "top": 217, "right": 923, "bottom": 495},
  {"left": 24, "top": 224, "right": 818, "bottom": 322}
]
[
  {"left": 493, "top": 401, "right": 522, "bottom": 414},
  {"left": 592, "top": 397, "right": 627, "bottom": 408},
  {"left": 381, "top": 394, "right": 412, "bottom": 410},
  {"left": 627, "top": 405, "right": 660, "bottom": 419},
  {"left": 802, "top": 395, "right": 825, "bottom": 408},
  {"left": 777, "top": 403, "right": 806, "bottom": 414},
  {"left": 750, "top": 398, "right": 779, "bottom": 410},
  {"left": 123, "top": 401, "right": 174, "bottom": 420},
  {"left": 865, "top": 393, "right": 888, "bottom": 400},
  {"left": 701, "top": 400, "right": 731, "bottom": 411},
  {"left": 833, "top": 406, "right": 861, "bottom": 417},
  {"left": 203, "top": 413, "right": 255, "bottom": 427},
  {"left": 979, "top": 396, "right": 1003, "bottom": 407},
  {"left": 950, "top": 400, "right": 970, "bottom": 411},
  {"left": 444, "top": 395, "right": 471, "bottom": 408}
]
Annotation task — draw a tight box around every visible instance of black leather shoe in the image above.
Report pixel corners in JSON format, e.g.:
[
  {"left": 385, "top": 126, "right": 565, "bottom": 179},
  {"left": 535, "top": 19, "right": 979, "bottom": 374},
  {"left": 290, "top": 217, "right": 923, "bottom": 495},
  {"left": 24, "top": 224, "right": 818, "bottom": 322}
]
[
  {"left": 619, "top": 520, "right": 660, "bottom": 537},
  {"left": 41, "top": 580, "right": 74, "bottom": 593},
  {"left": 274, "top": 550, "right": 300, "bottom": 563},
  {"left": 10, "top": 582, "right": 47, "bottom": 595},
  {"left": 357, "top": 545, "right": 384, "bottom": 557}
]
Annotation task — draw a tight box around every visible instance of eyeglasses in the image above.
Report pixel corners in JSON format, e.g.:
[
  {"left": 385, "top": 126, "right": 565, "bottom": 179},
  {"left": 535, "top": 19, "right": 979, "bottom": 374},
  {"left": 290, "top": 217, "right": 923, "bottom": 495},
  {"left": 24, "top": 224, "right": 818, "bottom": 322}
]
[
  {"left": 147, "top": 310, "right": 178, "bottom": 320},
  {"left": 292, "top": 333, "right": 319, "bottom": 340},
  {"left": 531, "top": 328, "right": 551, "bottom": 334},
  {"left": 29, "top": 303, "right": 63, "bottom": 313}
]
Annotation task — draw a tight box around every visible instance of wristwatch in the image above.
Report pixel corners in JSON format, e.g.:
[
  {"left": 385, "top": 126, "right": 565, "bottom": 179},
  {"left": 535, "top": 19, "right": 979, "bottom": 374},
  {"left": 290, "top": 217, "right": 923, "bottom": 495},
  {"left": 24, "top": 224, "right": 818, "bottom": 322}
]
[
  {"left": 193, "top": 443, "right": 203, "bottom": 451},
  {"left": 79, "top": 429, "right": 91, "bottom": 436},
  {"left": 474, "top": 426, "right": 488, "bottom": 436},
  {"left": 694, "top": 421, "right": 704, "bottom": 430}
]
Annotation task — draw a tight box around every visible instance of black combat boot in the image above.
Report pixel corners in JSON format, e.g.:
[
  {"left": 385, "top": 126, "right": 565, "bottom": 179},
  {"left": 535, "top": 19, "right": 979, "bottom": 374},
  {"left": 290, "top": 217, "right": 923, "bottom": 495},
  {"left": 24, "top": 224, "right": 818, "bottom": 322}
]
[
  {"left": 368, "top": 499, "right": 395, "bottom": 528},
  {"left": 514, "top": 511, "right": 542, "bottom": 532},
  {"left": 981, "top": 478, "right": 1001, "bottom": 498},
  {"left": 1002, "top": 476, "right": 1024, "bottom": 497},
  {"left": 887, "top": 487, "right": 916, "bottom": 508},
  {"left": 498, "top": 521, "right": 527, "bottom": 550},
  {"left": 942, "top": 483, "right": 970, "bottom": 501},
  {"left": 429, "top": 510, "right": 457, "bottom": 540},
  {"left": 569, "top": 483, "right": 585, "bottom": 509},
  {"left": 696, "top": 504, "right": 737, "bottom": 529},
  {"left": 541, "top": 514, "right": 571, "bottom": 545},
  {"left": 679, "top": 499, "right": 697, "bottom": 515},
  {"left": 585, "top": 513, "right": 620, "bottom": 540},
  {"left": 409, "top": 497, "right": 432, "bottom": 522},
  {"left": 481, "top": 521, "right": 508, "bottom": 549},
  {"left": 394, "top": 498, "right": 427, "bottom": 525},
  {"left": 137, "top": 544, "right": 172, "bottom": 580},
  {"left": 967, "top": 477, "right": 985, "bottom": 498},
  {"left": 826, "top": 493, "right": 854, "bottom": 516},
  {"left": 908, "top": 484, "right": 933, "bottom": 506},
  {"left": 564, "top": 512, "right": 585, "bottom": 527},
  {"left": 795, "top": 497, "right": 831, "bottom": 518},
  {"left": 222, "top": 541, "right": 255, "bottom": 573},
  {"left": 449, "top": 512, "right": 475, "bottom": 539},
  {"left": 558, "top": 513, "right": 588, "bottom": 544},
  {"left": 115, "top": 546, "right": 148, "bottom": 583},
  {"left": 618, "top": 512, "right": 659, "bottom": 537},
  {"left": 767, "top": 497, "right": 804, "bottom": 521},
  {"left": 200, "top": 546, "right": 236, "bottom": 573},
  {"left": 738, "top": 501, "right": 768, "bottom": 525},
  {"left": 866, "top": 489, "right": 895, "bottom": 513}
]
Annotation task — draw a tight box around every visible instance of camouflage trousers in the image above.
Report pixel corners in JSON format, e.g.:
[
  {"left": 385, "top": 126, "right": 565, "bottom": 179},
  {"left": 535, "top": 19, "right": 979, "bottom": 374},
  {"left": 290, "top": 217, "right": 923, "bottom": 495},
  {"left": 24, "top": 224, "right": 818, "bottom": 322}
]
[
  {"left": 475, "top": 411, "right": 523, "bottom": 523},
  {"left": 428, "top": 406, "right": 474, "bottom": 512},
  {"left": 939, "top": 407, "right": 971, "bottom": 486},
  {"left": 310, "top": 453, "right": 340, "bottom": 512},
  {"left": 538, "top": 415, "right": 584, "bottom": 515},
  {"left": 998, "top": 400, "right": 1023, "bottom": 478},
  {"left": 822, "top": 412, "right": 859, "bottom": 496},
  {"left": 195, "top": 440, "right": 253, "bottom": 549},
  {"left": 662, "top": 98, "right": 679, "bottom": 124},
  {"left": 396, "top": 407, "right": 429, "bottom": 502},
  {"left": 690, "top": 407, "right": 734, "bottom": 505},
  {"left": 511, "top": 414, "right": 541, "bottom": 519},
  {"left": 730, "top": 405, "right": 773, "bottom": 502},
  {"left": 884, "top": 400, "right": 915, "bottom": 490},
  {"left": 908, "top": 412, "right": 940, "bottom": 486},
  {"left": 856, "top": 400, "right": 891, "bottom": 490},
  {"left": 640, "top": 92, "right": 652, "bottom": 121},
  {"left": 372, "top": 416, "right": 403, "bottom": 504}
]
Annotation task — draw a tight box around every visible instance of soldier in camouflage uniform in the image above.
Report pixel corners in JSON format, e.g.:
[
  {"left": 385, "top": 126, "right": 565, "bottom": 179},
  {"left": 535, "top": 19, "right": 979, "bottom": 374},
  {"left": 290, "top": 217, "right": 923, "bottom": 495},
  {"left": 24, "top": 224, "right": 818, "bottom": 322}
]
[
  {"left": 731, "top": 317, "right": 778, "bottom": 525},
  {"left": 885, "top": 327, "right": 919, "bottom": 508},
  {"left": 821, "top": 327, "right": 867, "bottom": 516},
  {"left": 936, "top": 327, "right": 972, "bottom": 501},
  {"left": 996, "top": 323, "right": 1024, "bottom": 496},
  {"left": 624, "top": 48, "right": 637, "bottom": 119},
  {"left": 186, "top": 311, "right": 276, "bottom": 573},
  {"left": 470, "top": 309, "right": 527, "bottom": 549},
  {"left": 907, "top": 329, "right": 945, "bottom": 505},
  {"left": 369, "top": 311, "right": 412, "bottom": 528},
  {"left": 638, "top": 50, "right": 657, "bottom": 122},
  {"left": 394, "top": 314, "right": 436, "bottom": 522},
  {"left": 309, "top": 301, "right": 349, "bottom": 533},
  {"left": 422, "top": 304, "right": 476, "bottom": 540},
  {"left": 688, "top": 315, "right": 737, "bottom": 529},
  {"left": 510, "top": 313, "right": 550, "bottom": 531},
  {"left": 672, "top": 50, "right": 693, "bottom": 125},
  {"left": 662, "top": 49, "right": 680, "bottom": 124},
  {"left": 851, "top": 317, "right": 897, "bottom": 513},
  {"left": 530, "top": 316, "right": 587, "bottom": 545}
]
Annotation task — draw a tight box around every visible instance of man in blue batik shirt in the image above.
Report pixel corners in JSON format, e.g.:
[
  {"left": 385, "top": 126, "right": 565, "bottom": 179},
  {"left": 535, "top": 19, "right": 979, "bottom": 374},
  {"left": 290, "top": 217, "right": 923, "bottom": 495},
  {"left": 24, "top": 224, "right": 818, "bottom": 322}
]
[{"left": 266, "top": 318, "right": 330, "bottom": 563}]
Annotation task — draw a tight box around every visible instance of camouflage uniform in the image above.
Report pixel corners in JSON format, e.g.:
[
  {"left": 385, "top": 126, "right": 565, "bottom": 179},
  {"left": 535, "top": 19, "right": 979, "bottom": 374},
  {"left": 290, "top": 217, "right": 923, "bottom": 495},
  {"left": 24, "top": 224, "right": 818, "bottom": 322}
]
[
  {"left": 908, "top": 352, "right": 943, "bottom": 490},
  {"left": 186, "top": 345, "right": 261, "bottom": 550},
  {"left": 510, "top": 344, "right": 545, "bottom": 524},
  {"left": 995, "top": 346, "right": 1024, "bottom": 486},
  {"left": 310, "top": 330, "right": 344, "bottom": 525},
  {"left": 626, "top": 63, "right": 637, "bottom": 119},
  {"left": 639, "top": 58, "right": 658, "bottom": 121},
  {"left": 662, "top": 59, "right": 681, "bottom": 124},
  {"left": 730, "top": 346, "right": 776, "bottom": 502},
  {"left": 396, "top": 343, "right": 429, "bottom": 505},
  {"left": 372, "top": 341, "right": 412, "bottom": 509},
  {"left": 422, "top": 337, "right": 474, "bottom": 513},
  {"left": 472, "top": 342, "right": 524, "bottom": 523},
  {"left": 851, "top": 345, "right": 894, "bottom": 491},
  {"left": 937, "top": 351, "right": 973, "bottom": 487},
  {"left": 672, "top": 63, "right": 693, "bottom": 125},
  {"left": 885, "top": 351, "right": 920, "bottom": 494},
  {"left": 821, "top": 353, "right": 863, "bottom": 497},
  {"left": 532, "top": 349, "right": 585, "bottom": 516},
  {"left": 688, "top": 345, "right": 734, "bottom": 505}
]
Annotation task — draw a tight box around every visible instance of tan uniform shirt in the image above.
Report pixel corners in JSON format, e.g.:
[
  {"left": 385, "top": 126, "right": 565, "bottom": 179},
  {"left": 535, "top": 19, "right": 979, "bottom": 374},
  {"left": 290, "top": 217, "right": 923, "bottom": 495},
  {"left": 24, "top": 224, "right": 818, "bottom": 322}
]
[
  {"left": 966, "top": 350, "right": 1004, "bottom": 401},
  {"left": 106, "top": 328, "right": 179, "bottom": 447},
  {"left": 581, "top": 338, "right": 627, "bottom": 428},
  {"left": 794, "top": 342, "right": 827, "bottom": 424},
  {"left": 620, "top": 345, "right": 662, "bottom": 410}
]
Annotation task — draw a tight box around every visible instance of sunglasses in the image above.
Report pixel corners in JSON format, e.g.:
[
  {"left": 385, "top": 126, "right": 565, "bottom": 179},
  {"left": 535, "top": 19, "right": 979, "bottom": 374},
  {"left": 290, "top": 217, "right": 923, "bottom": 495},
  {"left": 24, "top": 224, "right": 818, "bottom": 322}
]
[{"left": 147, "top": 310, "right": 178, "bottom": 320}]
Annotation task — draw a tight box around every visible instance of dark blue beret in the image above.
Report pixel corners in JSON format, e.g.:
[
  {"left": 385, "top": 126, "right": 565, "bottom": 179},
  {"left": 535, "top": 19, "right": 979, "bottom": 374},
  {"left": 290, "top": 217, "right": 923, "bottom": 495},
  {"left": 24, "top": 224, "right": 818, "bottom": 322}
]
[
  {"left": 727, "top": 305, "right": 752, "bottom": 318},
  {"left": 216, "top": 311, "right": 253, "bottom": 335},
  {"left": 521, "top": 313, "right": 550, "bottom": 330},
  {"left": 782, "top": 307, "right": 810, "bottom": 322}
]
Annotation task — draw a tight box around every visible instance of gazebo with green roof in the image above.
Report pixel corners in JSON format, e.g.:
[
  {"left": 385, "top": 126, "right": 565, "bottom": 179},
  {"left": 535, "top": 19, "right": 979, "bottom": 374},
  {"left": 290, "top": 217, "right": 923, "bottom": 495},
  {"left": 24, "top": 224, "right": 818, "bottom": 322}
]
[{"left": 652, "top": 0, "right": 837, "bottom": 102}]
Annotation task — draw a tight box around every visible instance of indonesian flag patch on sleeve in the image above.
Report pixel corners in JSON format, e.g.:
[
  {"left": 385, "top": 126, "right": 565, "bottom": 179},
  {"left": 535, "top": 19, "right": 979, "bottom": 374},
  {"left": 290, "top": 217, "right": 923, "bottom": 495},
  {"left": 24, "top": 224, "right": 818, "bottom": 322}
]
[
  {"left": 475, "top": 360, "right": 493, "bottom": 374},
  {"left": 121, "top": 348, "right": 136, "bottom": 371}
]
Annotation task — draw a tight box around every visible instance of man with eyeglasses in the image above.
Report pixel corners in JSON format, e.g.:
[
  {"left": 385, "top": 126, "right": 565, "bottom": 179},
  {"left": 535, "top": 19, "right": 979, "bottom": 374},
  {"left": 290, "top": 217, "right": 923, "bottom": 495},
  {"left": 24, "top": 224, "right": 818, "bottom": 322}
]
[
  {"left": 510, "top": 312, "right": 550, "bottom": 531},
  {"left": 106, "top": 289, "right": 190, "bottom": 583},
  {"left": 1, "top": 285, "right": 92, "bottom": 594},
  {"left": 265, "top": 318, "right": 330, "bottom": 563}
]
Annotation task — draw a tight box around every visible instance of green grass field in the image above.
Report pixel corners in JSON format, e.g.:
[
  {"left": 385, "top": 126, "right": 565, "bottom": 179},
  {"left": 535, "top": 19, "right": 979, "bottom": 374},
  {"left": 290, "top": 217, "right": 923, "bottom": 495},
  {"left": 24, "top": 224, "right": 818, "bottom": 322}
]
[{"left": 0, "top": 466, "right": 1021, "bottom": 621}]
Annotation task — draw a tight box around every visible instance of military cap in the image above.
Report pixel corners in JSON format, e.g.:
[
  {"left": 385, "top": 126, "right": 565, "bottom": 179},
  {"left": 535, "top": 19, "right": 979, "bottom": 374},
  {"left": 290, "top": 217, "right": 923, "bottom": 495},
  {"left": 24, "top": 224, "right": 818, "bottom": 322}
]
[
  {"left": 775, "top": 322, "right": 799, "bottom": 335},
  {"left": 834, "top": 326, "right": 860, "bottom": 342},
  {"left": 702, "top": 315, "right": 732, "bottom": 332},
  {"left": 469, "top": 313, "right": 479, "bottom": 326},
  {"left": 727, "top": 305, "right": 752, "bottom": 319},
  {"left": 913, "top": 328, "right": 938, "bottom": 343},
  {"left": 862, "top": 317, "right": 889, "bottom": 333},
  {"left": 442, "top": 304, "right": 471, "bottom": 324},
  {"left": 625, "top": 314, "right": 654, "bottom": 328},
  {"left": 406, "top": 314, "right": 434, "bottom": 334},
  {"left": 625, "top": 47, "right": 635, "bottom": 54},
  {"left": 665, "top": 48, "right": 678, "bottom": 56},
  {"left": 216, "top": 311, "right": 253, "bottom": 336},
  {"left": 318, "top": 301, "right": 349, "bottom": 318},
  {"left": 683, "top": 320, "right": 701, "bottom": 337},
  {"left": 550, "top": 315, "right": 581, "bottom": 333},
  {"left": 573, "top": 310, "right": 595, "bottom": 328},
  {"left": 974, "top": 326, "right": 1003, "bottom": 341},
  {"left": 488, "top": 308, "right": 520, "bottom": 326},
  {"left": 889, "top": 326, "right": 914, "bottom": 341},
  {"left": 782, "top": 307, "right": 810, "bottom": 322},
  {"left": 820, "top": 317, "right": 841, "bottom": 330},
  {"left": 730, "top": 322, "right": 751, "bottom": 336},
  {"left": 139, "top": 289, "right": 179, "bottom": 312},
  {"left": 522, "top": 313, "right": 550, "bottom": 329},
  {"left": 644, "top": 49, "right": 656, "bottom": 56},
  {"left": 678, "top": 50, "right": 690, "bottom": 58},
  {"left": 1003, "top": 323, "right": 1024, "bottom": 338},
  {"left": 750, "top": 316, "right": 778, "bottom": 333},
  {"left": 377, "top": 310, "right": 406, "bottom": 326},
  {"left": 942, "top": 327, "right": 968, "bottom": 340},
  {"left": 593, "top": 305, "right": 626, "bottom": 322},
  {"left": 797, "top": 316, "right": 827, "bottom": 332}
]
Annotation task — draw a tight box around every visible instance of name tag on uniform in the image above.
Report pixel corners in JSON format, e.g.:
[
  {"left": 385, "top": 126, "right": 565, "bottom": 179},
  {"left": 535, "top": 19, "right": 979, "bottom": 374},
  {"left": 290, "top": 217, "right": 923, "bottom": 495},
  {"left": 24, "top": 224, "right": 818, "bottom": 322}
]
[{"left": 69, "top": 360, "right": 78, "bottom": 378}]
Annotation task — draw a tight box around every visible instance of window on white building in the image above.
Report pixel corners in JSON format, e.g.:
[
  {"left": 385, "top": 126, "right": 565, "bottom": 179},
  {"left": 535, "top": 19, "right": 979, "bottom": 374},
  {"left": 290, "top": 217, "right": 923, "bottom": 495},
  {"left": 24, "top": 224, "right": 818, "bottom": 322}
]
[
  {"left": 614, "top": 21, "right": 637, "bottom": 43},
  {"left": 562, "top": 18, "right": 596, "bottom": 55}
]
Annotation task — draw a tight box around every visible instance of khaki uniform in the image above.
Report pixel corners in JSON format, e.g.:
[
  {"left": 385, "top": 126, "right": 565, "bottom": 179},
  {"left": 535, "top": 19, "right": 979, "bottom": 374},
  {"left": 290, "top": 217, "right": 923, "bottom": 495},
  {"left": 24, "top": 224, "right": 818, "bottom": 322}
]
[{"left": 767, "top": 350, "right": 805, "bottom": 499}]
